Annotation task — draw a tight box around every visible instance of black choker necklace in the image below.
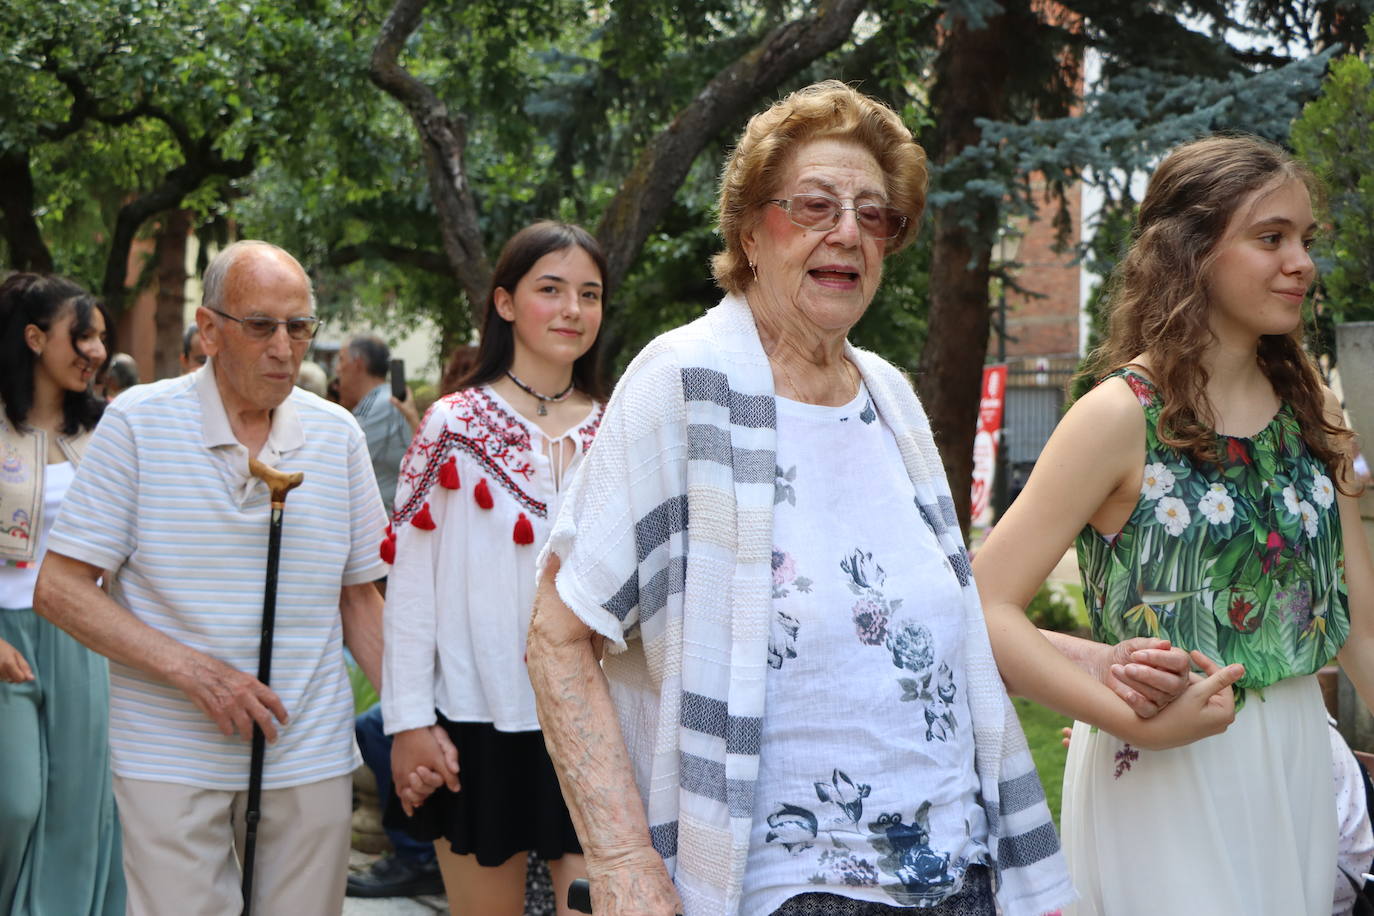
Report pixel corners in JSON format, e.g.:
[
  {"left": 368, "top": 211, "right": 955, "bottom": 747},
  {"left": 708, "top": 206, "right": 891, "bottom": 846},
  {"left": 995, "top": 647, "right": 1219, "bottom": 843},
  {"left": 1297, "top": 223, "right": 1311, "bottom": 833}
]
[{"left": 506, "top": 371, "right": 574, "bottom": 416}]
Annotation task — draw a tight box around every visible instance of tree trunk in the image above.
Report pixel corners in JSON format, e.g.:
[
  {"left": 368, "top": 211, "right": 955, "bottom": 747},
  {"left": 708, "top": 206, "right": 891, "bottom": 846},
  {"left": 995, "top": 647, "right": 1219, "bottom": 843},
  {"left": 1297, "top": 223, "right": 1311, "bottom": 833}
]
[
  {"left": 0, "top": 149, "right": 55, "bottom": 273},
  {"left": 920, "top": 4, "right": 1019, "bottom": 535},
  {"left": 369, "top": 0, "right": 491, "bottom": 327},
  {"left": 152, "top": 209, "right": 192, "bottom": 380},
  {"left": 100, "top": 145, "right": 254, "bottom": 317}
]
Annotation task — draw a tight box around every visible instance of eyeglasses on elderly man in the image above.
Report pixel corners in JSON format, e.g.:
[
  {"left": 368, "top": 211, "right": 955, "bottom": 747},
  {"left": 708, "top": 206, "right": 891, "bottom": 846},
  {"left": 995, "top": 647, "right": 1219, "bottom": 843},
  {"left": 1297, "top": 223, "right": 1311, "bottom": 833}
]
[{"left": 206, "top": 306, "right": 321, "bottom": 340}]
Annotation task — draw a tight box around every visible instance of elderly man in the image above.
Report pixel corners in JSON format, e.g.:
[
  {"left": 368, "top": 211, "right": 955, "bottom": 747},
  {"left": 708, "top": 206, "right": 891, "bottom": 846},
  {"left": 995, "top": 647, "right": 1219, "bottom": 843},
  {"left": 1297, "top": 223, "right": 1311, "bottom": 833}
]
[
  {"left": 336, "top": 333, "right": 415, "bottom": 515},
  {"left": 35, "top": 240, "right": 390, "bottom": 916}
]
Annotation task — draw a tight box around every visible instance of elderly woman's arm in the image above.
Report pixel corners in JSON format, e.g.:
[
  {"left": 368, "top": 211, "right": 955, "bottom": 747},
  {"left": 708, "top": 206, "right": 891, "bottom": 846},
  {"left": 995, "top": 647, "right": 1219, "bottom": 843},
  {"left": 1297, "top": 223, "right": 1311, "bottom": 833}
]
[{"left": 528, "top": 558, "right": 682, "bottom": 916}]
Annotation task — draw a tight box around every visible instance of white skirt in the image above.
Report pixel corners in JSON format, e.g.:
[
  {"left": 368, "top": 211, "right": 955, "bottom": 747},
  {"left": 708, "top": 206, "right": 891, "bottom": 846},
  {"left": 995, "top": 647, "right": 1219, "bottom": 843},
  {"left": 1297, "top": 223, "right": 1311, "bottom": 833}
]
[{"left": 1061, "top": 674, "right": 1336, "bottom": 916}]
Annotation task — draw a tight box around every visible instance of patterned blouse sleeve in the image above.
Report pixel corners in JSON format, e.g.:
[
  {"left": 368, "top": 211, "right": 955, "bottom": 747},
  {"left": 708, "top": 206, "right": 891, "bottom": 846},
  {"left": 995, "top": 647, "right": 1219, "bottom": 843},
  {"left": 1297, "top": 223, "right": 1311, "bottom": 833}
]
[{"left": 380, "top": 397, "right": 454, "bottom": 734}]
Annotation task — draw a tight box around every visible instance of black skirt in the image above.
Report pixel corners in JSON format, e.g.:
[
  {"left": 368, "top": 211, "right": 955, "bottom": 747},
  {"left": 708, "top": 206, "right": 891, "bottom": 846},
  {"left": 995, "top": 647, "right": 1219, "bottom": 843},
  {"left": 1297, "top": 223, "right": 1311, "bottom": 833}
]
[{"left": 383, "top": 716, "right": 583, "bottom": 867}]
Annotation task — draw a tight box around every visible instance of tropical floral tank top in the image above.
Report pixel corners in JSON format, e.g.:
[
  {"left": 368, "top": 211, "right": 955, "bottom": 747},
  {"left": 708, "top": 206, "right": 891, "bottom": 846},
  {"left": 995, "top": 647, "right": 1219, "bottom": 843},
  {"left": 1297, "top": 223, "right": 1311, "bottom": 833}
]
[{"left": 1074, "top": 369, "right": 1349, "bottom": 700}]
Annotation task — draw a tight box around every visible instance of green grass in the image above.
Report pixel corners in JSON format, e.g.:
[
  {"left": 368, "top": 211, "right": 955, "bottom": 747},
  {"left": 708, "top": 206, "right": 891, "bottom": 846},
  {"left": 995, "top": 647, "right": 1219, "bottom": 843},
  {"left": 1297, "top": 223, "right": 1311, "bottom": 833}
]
[
  {"left": 348, "top": 661, "right": 379, "bottom": 715},
  {"left": 1014, "top": 697, "right": 1072, "bottom": 828}
]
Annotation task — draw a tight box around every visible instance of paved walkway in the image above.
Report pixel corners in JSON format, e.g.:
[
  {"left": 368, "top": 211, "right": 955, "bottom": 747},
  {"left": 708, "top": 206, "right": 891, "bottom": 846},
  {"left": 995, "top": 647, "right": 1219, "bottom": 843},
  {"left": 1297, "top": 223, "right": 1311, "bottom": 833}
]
[
  {"left": 342, "top": 852, "right": 446, "bottom": 915},
  {"left": 341, "top": 849, "right": 558, "bottom": 915}
]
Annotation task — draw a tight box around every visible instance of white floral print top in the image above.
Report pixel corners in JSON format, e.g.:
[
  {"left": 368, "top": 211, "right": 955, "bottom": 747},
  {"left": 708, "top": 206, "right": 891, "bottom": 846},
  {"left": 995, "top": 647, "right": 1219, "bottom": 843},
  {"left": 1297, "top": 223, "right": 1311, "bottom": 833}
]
[{"left": 741, "top": 384, "right": 989, "bottom": 915}]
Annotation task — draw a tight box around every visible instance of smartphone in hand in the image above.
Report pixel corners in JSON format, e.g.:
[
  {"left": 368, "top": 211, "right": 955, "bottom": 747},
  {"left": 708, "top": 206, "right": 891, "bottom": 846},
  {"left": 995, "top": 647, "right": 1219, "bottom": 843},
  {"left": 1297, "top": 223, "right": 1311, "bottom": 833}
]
[{"left": 389, "top": 358, "right": 406, "bottom": 401}]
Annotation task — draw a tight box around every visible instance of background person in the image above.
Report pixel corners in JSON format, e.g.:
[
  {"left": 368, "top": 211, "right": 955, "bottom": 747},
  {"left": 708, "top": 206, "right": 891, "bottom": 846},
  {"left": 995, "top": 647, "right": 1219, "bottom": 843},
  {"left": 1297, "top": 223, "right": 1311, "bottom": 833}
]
[
  {"left": 347, "top": 340, "right": 480, "bottom": 899},
  {"left": 973, "top": 135, "right": 1374, "bottom": 916},
  {"left": 525, "top": 81, "right": 1100, "bottom": 916},
  {"left": 382, "top": 220, "right": 606, "bottom": 916},
  {"left": 181, "top": 323, "right": 207, "bottom": 374},
  {"left": 102, "top": 352, "right": 139, "bottom": 400},
  {"left": 33, "top": 240, "right": 389, "bottom": 916},
  {"left": 0, "top": 272, "right": 123, "bottom": 915},
  {"left": 337, "top": 333, "right": 417, "bottom": 515}
]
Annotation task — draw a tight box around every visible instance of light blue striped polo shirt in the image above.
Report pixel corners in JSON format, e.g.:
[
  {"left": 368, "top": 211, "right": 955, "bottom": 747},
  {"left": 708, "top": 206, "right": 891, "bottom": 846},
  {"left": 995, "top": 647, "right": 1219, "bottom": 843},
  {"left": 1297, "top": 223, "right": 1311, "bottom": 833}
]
[{"left": 48, "top": 364, "right": 388, "bottom": 790}]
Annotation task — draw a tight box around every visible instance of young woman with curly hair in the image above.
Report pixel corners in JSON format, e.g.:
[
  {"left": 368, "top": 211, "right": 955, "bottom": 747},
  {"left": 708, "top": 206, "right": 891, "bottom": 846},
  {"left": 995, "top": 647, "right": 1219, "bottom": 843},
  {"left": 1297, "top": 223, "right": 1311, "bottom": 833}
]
[{"left": 975, "top": 134, "right": 1374, "bottom": 915}]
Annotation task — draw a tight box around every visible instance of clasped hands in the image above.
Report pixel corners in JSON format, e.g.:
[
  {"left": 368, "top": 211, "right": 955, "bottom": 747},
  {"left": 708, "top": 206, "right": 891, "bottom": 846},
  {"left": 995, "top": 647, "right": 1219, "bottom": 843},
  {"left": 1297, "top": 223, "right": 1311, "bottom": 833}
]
[
  {"left": 390, "top": 725, "right": 461, "bottom": 815},
  {"left": 1095, "top": 636, "right": 1245, "bottom": 749}
]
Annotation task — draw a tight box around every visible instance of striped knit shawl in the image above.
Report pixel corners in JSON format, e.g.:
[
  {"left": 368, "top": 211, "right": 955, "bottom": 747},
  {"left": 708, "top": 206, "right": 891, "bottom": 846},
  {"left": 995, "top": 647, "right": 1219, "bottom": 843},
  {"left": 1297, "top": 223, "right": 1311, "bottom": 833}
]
[{"left": 543, "top": 295, "right": 1074, "bottom": 916}]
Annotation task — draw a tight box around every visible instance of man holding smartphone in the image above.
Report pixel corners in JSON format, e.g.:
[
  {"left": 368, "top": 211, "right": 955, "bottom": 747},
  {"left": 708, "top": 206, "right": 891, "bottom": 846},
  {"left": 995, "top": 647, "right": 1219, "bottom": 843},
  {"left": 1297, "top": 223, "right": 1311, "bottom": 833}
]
[{"left": 336, "top": 334, "right": 417, "bottom": 517}]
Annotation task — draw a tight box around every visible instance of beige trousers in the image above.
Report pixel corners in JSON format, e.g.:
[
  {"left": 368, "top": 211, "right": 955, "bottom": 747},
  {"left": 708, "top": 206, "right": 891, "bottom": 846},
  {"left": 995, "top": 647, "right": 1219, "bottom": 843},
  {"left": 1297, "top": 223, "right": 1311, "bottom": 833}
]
[{"left": 114, "top": 773, "right": 352, "bottom": 916}]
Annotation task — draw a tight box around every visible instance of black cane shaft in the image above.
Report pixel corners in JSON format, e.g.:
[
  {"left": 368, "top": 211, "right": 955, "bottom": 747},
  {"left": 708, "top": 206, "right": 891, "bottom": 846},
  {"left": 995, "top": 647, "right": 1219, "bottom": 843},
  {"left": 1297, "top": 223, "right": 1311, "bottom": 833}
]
[
  {"left": 255, "top": 509, "right": 284, "bottom": 687},
  {"left": 240, "top": 458, "right": 297, "bottom": 916}
]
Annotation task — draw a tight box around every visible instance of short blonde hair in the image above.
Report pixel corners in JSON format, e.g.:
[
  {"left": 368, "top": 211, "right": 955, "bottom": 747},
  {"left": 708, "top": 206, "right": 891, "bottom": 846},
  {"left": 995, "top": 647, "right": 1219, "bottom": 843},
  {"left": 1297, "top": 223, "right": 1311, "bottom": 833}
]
[{"left": 711, "top": 80, "right": 928, "bottom": 295}]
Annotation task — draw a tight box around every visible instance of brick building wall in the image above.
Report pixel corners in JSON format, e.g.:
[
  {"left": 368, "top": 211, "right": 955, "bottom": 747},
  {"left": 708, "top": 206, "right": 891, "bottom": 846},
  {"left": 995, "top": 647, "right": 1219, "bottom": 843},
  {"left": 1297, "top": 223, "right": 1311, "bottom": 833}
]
[{"left": 997, "top": 179, "right": 1082, "bottom": 361}]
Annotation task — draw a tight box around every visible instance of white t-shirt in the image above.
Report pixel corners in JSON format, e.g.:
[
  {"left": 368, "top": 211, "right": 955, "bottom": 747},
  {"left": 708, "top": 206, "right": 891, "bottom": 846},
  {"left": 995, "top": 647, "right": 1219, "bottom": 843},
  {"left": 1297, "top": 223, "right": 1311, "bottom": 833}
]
[
  {"left": 742, "top": 384, "right": 988, "bottom": 914},
  {"left": 0, "top": 460, "right": 75, "bottom": 609},
  {"left": 382, "top": 386, "right": 604, "bottom": 734},
  {"left": 48, "top": 365, "right": 388, "bottom": 790}
]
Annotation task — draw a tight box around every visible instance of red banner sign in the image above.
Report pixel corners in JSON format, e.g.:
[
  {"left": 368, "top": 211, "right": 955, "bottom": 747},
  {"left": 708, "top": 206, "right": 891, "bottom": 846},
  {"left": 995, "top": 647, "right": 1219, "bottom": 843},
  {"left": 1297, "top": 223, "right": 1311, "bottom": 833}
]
[{"left": 970, "top": 364, "right": 1007, "bottom": 526}]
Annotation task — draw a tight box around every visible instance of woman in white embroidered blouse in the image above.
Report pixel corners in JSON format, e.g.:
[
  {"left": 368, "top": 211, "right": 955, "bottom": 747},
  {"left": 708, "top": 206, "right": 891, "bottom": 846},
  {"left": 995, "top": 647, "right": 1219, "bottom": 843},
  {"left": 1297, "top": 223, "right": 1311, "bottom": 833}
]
[
  {"left": 0, "top": 273, "right": 124, "bottom": 914},
  {"left": 380, "top": 222, "right": 607, "bottom": 916},
  {"left": 523, "top": 82, "right": 1249, "bottom": 916}
]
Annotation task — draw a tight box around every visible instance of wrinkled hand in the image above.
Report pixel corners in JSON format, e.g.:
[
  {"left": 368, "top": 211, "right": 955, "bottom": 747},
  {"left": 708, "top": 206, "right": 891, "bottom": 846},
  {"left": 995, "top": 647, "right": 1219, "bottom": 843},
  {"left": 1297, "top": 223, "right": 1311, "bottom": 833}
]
[
  {"left": 172, "top": 651, "right": 287, "bottom": 741},
  {"left": 0, "top": 637, "right": 34, "bottom": 683},
  {"left": 1102, "top": 637, "right": 1191, "bottom": 718},
  {"left": 390, "top": 390, "right": 420, "bottom": 431},
  {"left": 587, "top": 846, "right": 682, "bottom": 916},
  {"left": 1125, "top": 650, "right": 1244, "bottom": 751},
  {"left": 391, "top": 725, "right": 460, "bottom": 816}
]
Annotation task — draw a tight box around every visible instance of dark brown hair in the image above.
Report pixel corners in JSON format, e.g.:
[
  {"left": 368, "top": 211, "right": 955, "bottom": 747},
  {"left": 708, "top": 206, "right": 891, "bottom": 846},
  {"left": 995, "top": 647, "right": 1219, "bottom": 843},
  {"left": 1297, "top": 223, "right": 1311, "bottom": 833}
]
[
  {"left": 458, "top": 221, "right": 609, "bottom": 402},
  {"left": 1081, "top": 134, "right": 1351, "bottom": 483},
  {"left": 0, "top": 272, "right": 112, "bottom": 434}
]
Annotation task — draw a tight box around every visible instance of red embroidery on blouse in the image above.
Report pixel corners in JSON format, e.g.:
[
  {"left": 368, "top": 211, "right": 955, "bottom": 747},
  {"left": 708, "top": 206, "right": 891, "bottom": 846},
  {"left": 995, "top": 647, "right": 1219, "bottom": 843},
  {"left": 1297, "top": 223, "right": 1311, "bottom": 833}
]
[
  {"left": 578, "top": 402, "right": 606, "bottom": 454},
  {"left": 394, "top": 388, "right": 565, "bottom": 523}
]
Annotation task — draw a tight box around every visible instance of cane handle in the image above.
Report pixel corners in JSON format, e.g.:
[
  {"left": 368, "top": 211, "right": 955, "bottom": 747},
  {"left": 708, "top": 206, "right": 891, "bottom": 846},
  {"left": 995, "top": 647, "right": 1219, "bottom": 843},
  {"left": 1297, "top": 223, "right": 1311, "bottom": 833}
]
[{"left": 248, "top": 458, "right": 304, "bottom": 505}]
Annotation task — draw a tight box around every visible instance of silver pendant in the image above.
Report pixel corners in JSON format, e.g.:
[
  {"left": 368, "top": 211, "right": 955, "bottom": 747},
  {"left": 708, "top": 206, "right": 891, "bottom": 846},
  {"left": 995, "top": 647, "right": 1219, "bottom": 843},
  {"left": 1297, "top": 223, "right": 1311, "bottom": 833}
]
[{"left": 537, "top": 402, "right": 548, "bottom": 416}]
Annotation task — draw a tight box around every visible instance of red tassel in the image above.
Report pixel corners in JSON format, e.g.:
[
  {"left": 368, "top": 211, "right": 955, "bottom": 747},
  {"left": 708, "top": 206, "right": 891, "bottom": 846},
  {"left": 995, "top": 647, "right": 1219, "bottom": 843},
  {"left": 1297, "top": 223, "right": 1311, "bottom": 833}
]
[
  {"left": 438, "top": 456, "right": 460, "bottom": 490},
  {"left": 385, "top": 522, "right": 393, "bottom": 538},
  {"left": 379, "top": 535, "right": 396, "bottom": 565},
  {"left": 410, "top": 502, "right": 437, "bottom": 530},
  {"left": 513, "top": 513, "right": 534, "bottom": 545},
  {"left": 474, "top": 478, "right": 494, "bottom": 510}
]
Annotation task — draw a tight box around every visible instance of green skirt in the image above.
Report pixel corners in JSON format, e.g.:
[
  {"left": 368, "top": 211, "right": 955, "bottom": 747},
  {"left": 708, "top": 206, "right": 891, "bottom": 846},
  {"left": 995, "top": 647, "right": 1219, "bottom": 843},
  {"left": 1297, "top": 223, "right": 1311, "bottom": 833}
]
[{"left": 0, "top": 606, "right": 125, "bottom": 915}]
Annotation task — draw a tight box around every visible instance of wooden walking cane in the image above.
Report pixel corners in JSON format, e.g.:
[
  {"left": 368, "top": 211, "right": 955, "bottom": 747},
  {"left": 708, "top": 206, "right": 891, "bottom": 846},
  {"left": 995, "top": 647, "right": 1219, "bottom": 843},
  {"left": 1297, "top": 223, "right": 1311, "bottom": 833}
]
[{"left": 241, "top": 458, "right": 303, "bottom": 916}]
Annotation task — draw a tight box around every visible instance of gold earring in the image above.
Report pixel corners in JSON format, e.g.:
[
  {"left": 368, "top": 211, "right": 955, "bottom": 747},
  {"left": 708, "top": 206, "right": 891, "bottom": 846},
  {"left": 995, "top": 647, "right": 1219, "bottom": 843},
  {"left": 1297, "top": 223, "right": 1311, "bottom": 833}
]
[{"left": 749, "top": 261, "right": 758, "bottom": 282}]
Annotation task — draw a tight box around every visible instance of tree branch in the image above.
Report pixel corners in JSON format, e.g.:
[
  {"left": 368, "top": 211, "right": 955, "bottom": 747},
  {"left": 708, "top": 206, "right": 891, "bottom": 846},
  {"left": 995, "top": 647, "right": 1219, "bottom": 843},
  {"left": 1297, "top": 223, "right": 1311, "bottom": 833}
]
[
  {"left": 100, "top": 142, "right": 257, "bottom": 316},
  {"left": 369, "top": 0, "right": 491, "bottom": 324},
  {"left": 593, "top": 0, "right": 871, "bottom": 291}
]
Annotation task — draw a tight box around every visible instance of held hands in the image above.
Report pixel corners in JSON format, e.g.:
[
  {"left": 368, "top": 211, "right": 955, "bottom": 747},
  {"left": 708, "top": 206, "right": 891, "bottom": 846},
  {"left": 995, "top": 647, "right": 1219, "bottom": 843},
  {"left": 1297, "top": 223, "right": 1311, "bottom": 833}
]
[
  {"left": 0, "top": 637, "right": 34, "bottom": 683},
  {"left": 586, "top": 845, "right": 683, "bottom": 916},
  {"left": 1119, "top": 650, "right": 1244, "bottom": 751},
  {"left": 391, "top": 725, "right": 460, "bottom": 816},
  {"left": 1100, "top": 637, "right": 1192, "bottom": 717},
  {"left": 173, "top": 651, "right": 287, "bottom": 741}
]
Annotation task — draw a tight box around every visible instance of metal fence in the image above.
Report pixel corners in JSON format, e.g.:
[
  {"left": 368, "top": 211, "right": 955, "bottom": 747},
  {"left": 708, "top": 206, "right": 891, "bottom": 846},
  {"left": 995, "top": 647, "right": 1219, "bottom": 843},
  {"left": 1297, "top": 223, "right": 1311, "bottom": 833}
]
[{"left": 1001, "top": 361, "right": 1076, "bottom": 505}]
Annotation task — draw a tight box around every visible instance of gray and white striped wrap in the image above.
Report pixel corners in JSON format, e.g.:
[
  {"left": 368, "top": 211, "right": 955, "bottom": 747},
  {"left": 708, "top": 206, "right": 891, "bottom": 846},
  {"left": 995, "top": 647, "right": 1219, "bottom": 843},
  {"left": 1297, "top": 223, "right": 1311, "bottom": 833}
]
[{"left": 541, "top": 295, "right": 1075, "bottom": 916}]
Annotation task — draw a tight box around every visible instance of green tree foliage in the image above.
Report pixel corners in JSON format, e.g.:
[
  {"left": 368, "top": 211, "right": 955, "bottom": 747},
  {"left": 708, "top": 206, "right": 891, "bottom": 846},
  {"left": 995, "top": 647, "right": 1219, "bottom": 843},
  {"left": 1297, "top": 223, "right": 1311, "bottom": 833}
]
[
  {"left": 1292, "top": 18, "right": 1374, "bottom": 326},
  {"left": 0, "top": 0, "right": 379, "bottom": 313}
]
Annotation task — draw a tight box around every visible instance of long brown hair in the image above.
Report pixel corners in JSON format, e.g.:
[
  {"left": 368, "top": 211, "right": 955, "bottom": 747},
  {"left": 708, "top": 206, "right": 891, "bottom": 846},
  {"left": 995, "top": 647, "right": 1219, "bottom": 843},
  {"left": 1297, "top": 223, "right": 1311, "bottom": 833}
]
[
  {"left": 459, "top": 221, "right": 609, "bottom": 402},
  {"left": 1080, "top": 134, "right": 1352, "bottom": 482}
]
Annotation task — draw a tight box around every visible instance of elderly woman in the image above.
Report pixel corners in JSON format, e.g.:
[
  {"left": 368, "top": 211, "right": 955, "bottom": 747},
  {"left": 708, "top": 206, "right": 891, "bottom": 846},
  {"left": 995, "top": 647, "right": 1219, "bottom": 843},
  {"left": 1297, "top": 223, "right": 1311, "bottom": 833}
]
[{"left": 527, "top": 82, "right": 1238, "bottom": 916}]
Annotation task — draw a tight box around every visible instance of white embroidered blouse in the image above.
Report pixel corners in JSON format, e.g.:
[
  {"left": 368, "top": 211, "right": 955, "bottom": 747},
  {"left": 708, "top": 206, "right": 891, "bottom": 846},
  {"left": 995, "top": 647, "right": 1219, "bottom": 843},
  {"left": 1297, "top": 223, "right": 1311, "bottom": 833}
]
[{"left": 381, "top": 385, "right": 604, "bottom": 734}]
